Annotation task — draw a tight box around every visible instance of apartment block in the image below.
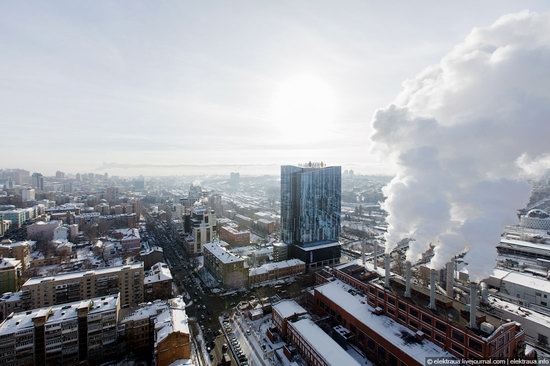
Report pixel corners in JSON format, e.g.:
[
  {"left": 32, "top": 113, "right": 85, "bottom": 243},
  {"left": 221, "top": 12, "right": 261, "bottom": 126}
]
[
  {"left": 22, "top": 263, "right": 144, "bottom": 309},
  {"left": 0, "top": 258, "right": 22, "bottom": 294},
  {"left": 0, "top": 294, "right": 120, "bottom": 366}
]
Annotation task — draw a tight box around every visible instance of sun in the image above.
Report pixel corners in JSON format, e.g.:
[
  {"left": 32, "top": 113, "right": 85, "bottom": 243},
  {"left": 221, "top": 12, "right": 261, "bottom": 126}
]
[{"left": 269, "top": 74, "right": 337, "bottom": 141}]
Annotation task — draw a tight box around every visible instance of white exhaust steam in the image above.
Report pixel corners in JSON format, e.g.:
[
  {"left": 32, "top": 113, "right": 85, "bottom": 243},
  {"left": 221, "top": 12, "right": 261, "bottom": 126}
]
[{"left": 371, "top": 11, "right": 550, "bottom": 281}]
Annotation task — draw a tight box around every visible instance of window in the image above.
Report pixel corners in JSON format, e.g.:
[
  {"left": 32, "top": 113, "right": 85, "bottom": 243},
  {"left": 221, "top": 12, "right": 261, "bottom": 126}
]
[
  {"left": 410, "top": 308, "right": 418, "bottom": 318},
  {"left": 398, "top": 313, "right": 407, "bottom": 322},
  {"left": 451, "top": 343, "right": 464, "bottom": 356},
  {"left": 367, "top": 338, "right": 375, "bottom": 350},
  {"left": 452, "top": 330, "right": 464, "bottom": 343},
  {"left": 538, "top": 334, "right": 549, "bottom": 346},
  {"left": 421, "top": 313, "right": 432, "bottom": 324},
  {"left": 435, "top": 321, "right": 447, "bottom": 333},
  {"left": 469, "top": 339, "right": 483, "bottom": 353},
  {"left": 387, "top": 297, "right": 395, "bottom": 305},
  {"left": 398, "top": 302, "right": 407, "bottom": 311},
  {"left": 409, "top": 320, "right": 418, "bottom": 329}
]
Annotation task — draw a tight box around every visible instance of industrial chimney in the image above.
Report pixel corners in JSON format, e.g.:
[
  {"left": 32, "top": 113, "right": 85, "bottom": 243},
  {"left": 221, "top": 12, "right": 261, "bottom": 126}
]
[
  {"left": 405, "top": 261, "right": 412, "bottom": 298},
  {"left": 445, "top": 261, "right": 454, "bottom": 299},
  {"left": 384, "top": 253, "right": 390, "bottom": 288},
  {"left": 361, "top": 240, "right": 366, "bottom": 266},
  {"left": 469, "top": 282, "right": 478, "bottom": 329},
  {"left": 480, "top": 282, "right": 489, "bottom": 305},
  {"left": 429, "top": 269, "right": 437, "bottom": 310}
]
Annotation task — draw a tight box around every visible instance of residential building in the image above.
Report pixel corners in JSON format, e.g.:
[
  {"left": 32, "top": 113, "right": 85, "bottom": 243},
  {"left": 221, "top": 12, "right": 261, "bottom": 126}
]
[
  {"left": 0, "top": 294, "right": 120, "bottom": 365},
  {"left": 0, "top": 209, "right": 26, "bottom": 228},
  {"left": 219, "top": 225, "right": 250, "bottom": 246},
  {"left": 26, "top": 220, "right": 61, "bottom": 241},
  {"left": 31, "top": 172, "right": 44, "bottom": 191},
  {"left": 0, "top": 240, "right": 31, "bottom": 270},
  {"left": 248, "top": 259, "right": 306, "bottom": 286},
  {"left": 21, "top": 188, "right": 35, "bottom": 202},
  {"left": 203, "top": 241, "right": 247, "bottom": 288},
  {"left": 112, "top": 227, "right": 141, "bottom": 253},
  {"left": 144, "top": 262, "right": 173, "bottom": 301},
  {"left": 281, "top": 164, "right": 341, "bottom": 267},
  {"left": 139, "top": 246, "right": 164, "bottom": 270},
  {"left": 185, "top": 207, "right": 216, "bottom": 255},
  {"left": 154, "top": 297, "right": 192, "bottom": 366},
  {"left": 0, "top": 220, "right": 10, "bottom": 237},
  {"left": 0, "top": 258, "right": 22, "bottom": 293},
  {"left": 22, "top": 263, "right": 144, "bottom": 308}
]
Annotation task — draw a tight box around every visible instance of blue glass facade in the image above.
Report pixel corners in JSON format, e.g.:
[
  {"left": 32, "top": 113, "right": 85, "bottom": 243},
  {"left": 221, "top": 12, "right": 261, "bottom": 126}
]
[{"left": 281, "top": 165, "right": 341, "bottom": 247}]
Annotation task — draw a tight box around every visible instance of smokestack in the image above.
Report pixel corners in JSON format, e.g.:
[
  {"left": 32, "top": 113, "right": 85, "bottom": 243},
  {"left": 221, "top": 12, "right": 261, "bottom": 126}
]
[
  {"left": 405, "top": 261, "right": 412, "bottom": 298},
  {"left": 384, "top": 254, "right": 390, "bottom": 288},
  {"left": 429, "top": 269, "right": 436, "bottom": 310},
  {"left": 373, "top": 241, "right": 378, "bottom": 270},
  {"left": 469, "top": 282, "right": 478, "bottom": 329},
  {"left": 480, "top": 282, "right": 489, "bottom": 305},
  {"left": 445, "top": 261, "right": 454, "bottom": 299},
  {"left": 361, "top": 240, "right": 366, "bottom": 266}
]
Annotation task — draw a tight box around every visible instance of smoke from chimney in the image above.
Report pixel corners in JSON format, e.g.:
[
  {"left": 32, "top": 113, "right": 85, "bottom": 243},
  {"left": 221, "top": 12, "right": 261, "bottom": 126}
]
[{"left": 371, "top": 11, "right": 550, "bottom": 281}]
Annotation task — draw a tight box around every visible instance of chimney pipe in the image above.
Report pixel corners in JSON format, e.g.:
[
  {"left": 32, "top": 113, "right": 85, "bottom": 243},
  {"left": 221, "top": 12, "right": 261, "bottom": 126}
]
[
  {"left": 384, "top": 253, "right": 390, "bottom": 288},
  {"left": 429, "top": 269, "right": 437, "bottom": 310},
  {"left": 469, "top": 282, "right": 478, "bottom": 329},
  {"left": 361, "top": 240, "right": 366, "bottom": 266},
  {"left": 445, "top": 261, "right": 454, "bottom": 299},
  {"left": 373, "top": 241, "right": 378, "bottom": 270},
  {"left": 405, "top": 261, "right": 412, "bottom": 298}
]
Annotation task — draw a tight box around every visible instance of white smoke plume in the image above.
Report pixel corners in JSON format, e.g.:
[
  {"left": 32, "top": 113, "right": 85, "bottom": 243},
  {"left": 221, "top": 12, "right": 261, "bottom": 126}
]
[{"left": 371, "top": 11, "right": 550, "bottom": 281}]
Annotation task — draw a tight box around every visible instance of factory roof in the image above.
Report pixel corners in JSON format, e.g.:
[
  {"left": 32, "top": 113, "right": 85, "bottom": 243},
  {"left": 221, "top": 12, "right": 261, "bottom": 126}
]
[
  {"left": 288, "top": 318, "right": 361, "bottom": 366},
  {"left": 492, "top": 269, "right": 550, "bottom": 294},
  {"left": 315, "top": 279, "right": 455, "bottom": 364}
]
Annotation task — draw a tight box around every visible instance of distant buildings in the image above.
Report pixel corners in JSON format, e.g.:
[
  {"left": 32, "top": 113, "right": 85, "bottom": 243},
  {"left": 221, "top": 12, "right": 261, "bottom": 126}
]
[
  {"left": 21, "top": 188, "right": 35, "bottom": 202},
  {"left": 229, "top": 172, "right": 240, "bottom": 191},
  {"left": 281, "top": 164, "right": 341, "bottom": 267},
  {"left": 31, "top": 172, "right": 44, "bottom": 191},
  {"left": 0, "top": 294, "right": 120, "bottom": 365},
  {"left": 22, "top": 263, "right": 144, "bottom": 308}
]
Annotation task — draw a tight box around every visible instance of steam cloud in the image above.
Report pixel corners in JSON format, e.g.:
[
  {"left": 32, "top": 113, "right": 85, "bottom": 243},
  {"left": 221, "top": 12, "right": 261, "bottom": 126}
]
[{"left": 371, "top": 11, "right": 550, "bottom": 281}]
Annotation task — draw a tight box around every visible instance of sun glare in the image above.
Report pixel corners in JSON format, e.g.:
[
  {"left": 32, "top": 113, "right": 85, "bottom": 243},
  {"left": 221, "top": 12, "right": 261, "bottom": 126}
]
[{"left": 269, "top": 74, "right": 337, "bottom": 141}]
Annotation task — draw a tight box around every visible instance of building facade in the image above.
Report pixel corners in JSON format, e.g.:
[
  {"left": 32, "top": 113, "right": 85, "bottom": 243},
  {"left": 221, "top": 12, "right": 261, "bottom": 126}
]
[
  {"left": 22, "top": 263, "right": 144, "bottom": 309},
  {"left": 203, "top": 241, "right": 247, "bottom": 288},
  {"left": 281, "top": 164, "right": 341, "bottom": 266}
]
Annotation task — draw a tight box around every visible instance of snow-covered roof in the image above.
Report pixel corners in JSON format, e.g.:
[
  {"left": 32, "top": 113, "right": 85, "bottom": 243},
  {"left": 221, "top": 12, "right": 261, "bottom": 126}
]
[
  {"left": 272, "top": 299, "right": 307, "bottom": 319},
  {"left": 315, "top": 279, "right": 455, "bottom": 364},
  {"left": 289, "top": 318, "right": 361, "bottom": 366},
  {"left": 204, "top": 241, "right": 243, "bottom": 264},
  {"left": 0, "top": 257, "right": 20, "bottom": 269},
  {"left": 495, "top": 270, "right": 550, "bottom": 294},
  {"left": 23, "top": 263, "right": 143, "bottom": 286},
  {"left": 300, "top": 241, "right": 340, "bottom": 251},
  {"left": 145, "top": 262, "right": 173, "bottom": 284},
  {"left": 249, "top": 259, "right": 305, "bottom": 276},
  {"left": 0, "top": 294, "right": 119, "bottom": 335},
  {"left": 155, "top": 297, "right": 189, "bottom": 345},
  {"left": 122, "top": 300, "right": 169, "bottom": 323}
]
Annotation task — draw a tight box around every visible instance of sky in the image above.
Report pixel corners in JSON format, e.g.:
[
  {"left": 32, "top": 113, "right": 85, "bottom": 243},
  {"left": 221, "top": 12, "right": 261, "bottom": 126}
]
[{"left": 1, "top": 1, "right": 549, "bottom": 176}]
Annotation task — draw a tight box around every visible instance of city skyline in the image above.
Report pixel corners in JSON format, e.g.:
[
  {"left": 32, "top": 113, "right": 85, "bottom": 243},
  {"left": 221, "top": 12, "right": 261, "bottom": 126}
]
[{"left": 2, "top": 1, "right": 550, "bottom": 175}]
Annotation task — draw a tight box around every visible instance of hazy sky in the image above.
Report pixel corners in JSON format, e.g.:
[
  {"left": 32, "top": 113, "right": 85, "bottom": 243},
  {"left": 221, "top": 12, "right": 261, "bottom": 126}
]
[{"left": 1, "top": 1, "right": 549, "bottom": 176}]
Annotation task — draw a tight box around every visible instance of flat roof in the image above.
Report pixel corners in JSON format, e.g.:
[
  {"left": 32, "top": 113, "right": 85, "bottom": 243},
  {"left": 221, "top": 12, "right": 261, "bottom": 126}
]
[
  {"left": 0, "top": 294, "right": 119, "bottom": 335},
  {"left": 23, "top": 263, "right": 143, "bottom": 286},
  {"left": 495, "top": 269, "right": 550, "bottom": 294},
  {"left": 249, "top": 259, "right": 305, "bottom": 276},
  {"left": 289, "top": 318, "right": 360, "bottom": 366},
  {"left": 204, "top": 241, "right": 243, "bottom": 264},
  {"left": 315, "top": 279, "right": 455, "bottom": 364},
  {"left": 272, "top": 299, "right": 307, "bottom": 319}
]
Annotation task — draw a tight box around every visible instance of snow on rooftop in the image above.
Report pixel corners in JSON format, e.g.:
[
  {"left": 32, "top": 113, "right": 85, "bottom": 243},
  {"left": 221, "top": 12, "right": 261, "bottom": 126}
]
[
  {"left": 0, "top": 294, "right": 119, "bottom": 335},
  {"left": 494, "top": 269, "right": 550, "bottom": 294},
  {"left": 0, "top": 257, "right": 20, "bottom": 268},
  {"left": 289, "top": 318, "right": 361, "bottom": 366},
  {"left": 272, "top": 299, "right": 307, "bottom": 319},
  {"left": 204, "top": 241, "right": 243, "bottom": 264},
  {"left": 315, "top": 279, "right": 455, "bottom": 363},
  {"left": 23, "top": 263, "right": 143, "bottom": 286},
  {"left": 249, "top": 259, "right": 305, "bottom": 276},
  {"left": 122, "top": 300, "right": 169, "bottom": 323},
  {"left": 156, "top": 296, "right": 189, "bottom": 345},
  {"left": 145, "top": 262, "right": 173, "bottom": 284}
]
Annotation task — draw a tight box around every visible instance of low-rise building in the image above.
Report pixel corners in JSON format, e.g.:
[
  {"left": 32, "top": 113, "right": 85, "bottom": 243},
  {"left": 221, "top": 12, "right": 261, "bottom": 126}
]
[
  {"left": 248, "top": 259, "right": 305, "bottom": 286},
  {"left": 140, "top": 246, "right": 164, "bottom": 270},
  {"left": 0, "top": 294, "right": 120, "bottom": 365},
  {"left": 218, "top": 225, "right": 250, "bottom": 246},
  {"left": 0, "top": 258, "right": 22, "bottom": 293},
  {"left": 22, "top": 263, "right": 144, "bottom": 308},
  {"left": 0, "top": 219, "right": 11, "bottom": 237},
  {"left": 0, "top": 209, "right": 26, "bottom": 228},
  {"left": 26, "top": 220, "right": 61, "bottom": 241},
  {"left": 154, "top": 297, "right": 191, "bottom": 366},
  {"left": 144, "top": 262, "right": 173, "bottom": 301},
  {"left": 0, "top": 240, "right": 31, "bottom": 270},
  {"left": 203, "top": 241, "right": 247, "bottom": 288},
  {"left": 112, "top": 228, "right": 141, "bottom": 253},
  {"left": 271, "top": 299, "right": 307, "bottom": 338},
  {"left": 488, "top": 269, "right": 550, "bottom": 309}
]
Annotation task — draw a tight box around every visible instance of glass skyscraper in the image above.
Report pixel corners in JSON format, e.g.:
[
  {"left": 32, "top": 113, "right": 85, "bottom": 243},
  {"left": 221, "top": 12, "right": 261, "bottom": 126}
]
[{"left": 281, "top": 164, "right": 341, "bottom": 266}]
